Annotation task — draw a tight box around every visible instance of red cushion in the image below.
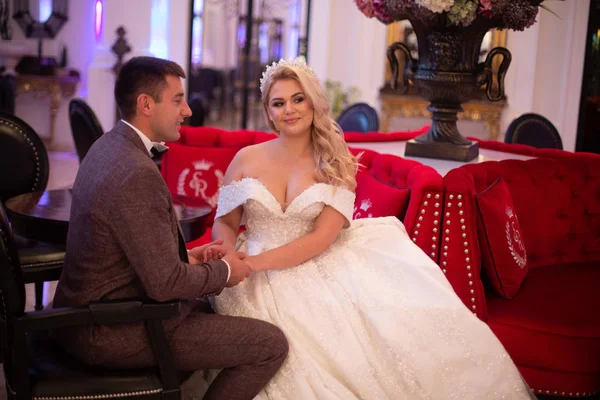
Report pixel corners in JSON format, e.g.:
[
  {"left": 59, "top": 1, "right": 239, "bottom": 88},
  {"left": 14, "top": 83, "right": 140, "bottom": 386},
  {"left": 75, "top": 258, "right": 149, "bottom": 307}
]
[
  {"left": 161, "top": 143, "right": 238, "bottom": 208},
  {"left": 475, "top": 178, "right": 528, "bottom": 299},
  {"left": 353, "top": 170, "right": 410, "bottom": 220},
  {"left": 487, "top": 261, "right": 600, "bottom": 393}
]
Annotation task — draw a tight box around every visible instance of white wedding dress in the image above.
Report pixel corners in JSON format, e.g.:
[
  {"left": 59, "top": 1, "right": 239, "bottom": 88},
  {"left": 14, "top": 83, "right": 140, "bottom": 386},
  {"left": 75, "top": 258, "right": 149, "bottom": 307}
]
[{"left": 212, "top": 177, "right": 533, "bottom": 400}]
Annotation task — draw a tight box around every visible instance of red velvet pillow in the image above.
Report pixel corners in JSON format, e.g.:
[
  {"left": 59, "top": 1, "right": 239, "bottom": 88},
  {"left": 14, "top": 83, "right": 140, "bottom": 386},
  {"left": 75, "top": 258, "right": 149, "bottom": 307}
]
[
  {"left": 475, "top": 177, "right": 528, "bottom": 299},
  {"left": 353, "top": 171, "right": 410, "bottom": 220},
  {"left": 161, "top": 143, "right": 238, "bottom": 208}
]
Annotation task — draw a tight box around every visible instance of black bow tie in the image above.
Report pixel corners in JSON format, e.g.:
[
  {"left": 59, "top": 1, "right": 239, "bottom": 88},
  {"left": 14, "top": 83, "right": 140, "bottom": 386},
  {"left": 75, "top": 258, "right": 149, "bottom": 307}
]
[{"left": 151, "top": 146, "right": 168, "bottom": 159}]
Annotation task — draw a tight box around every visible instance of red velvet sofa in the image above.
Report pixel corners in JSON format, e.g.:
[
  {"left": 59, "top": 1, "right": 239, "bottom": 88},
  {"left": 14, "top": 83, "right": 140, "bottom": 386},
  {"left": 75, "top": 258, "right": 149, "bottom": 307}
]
[
  {"left": 467, "top": 136, "right": 600, "bottom": 160},
  {"left": 160, "top": 126, "right": 443, "bottom": 262},
  {"left": 441, "top": 156, "right": 600, "bottom": 397}
]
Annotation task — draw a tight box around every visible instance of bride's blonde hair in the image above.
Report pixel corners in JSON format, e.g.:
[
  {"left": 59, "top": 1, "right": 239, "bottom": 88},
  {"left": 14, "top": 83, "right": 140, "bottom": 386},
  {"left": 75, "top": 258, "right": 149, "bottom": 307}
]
[{"left": 261, "top": 61, "right": 359, "bottom": 190}]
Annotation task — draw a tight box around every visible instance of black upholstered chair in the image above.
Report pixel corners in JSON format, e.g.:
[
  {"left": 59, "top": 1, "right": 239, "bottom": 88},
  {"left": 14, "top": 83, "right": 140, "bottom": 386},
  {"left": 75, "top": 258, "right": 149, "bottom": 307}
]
[
  {"left": 68, "top": 99, "right": 105, "bottom": 163},
  {"left": 0, "top": 71, "right": 16, "bottom": 114},
  {"left": 187, "top": 95, "right": 206, "bottom": 127},
  {"left": 504, "top": 113, "right": 563, "bottom": 150},
  {"left": 336, "top": 102, "right": 379, "bottom": 133},
  {"left": 0, "top": 202, "right": 185, "bottom": 400},
  {"left": 0, "top": 112, "right": 64, "bottom": 311}
]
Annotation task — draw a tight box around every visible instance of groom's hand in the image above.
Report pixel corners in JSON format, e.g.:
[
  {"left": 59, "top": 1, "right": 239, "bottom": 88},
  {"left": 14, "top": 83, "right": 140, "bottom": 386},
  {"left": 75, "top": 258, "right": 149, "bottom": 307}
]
[{"left": 223, "top": 252, "right": 252, "bottom": 287}]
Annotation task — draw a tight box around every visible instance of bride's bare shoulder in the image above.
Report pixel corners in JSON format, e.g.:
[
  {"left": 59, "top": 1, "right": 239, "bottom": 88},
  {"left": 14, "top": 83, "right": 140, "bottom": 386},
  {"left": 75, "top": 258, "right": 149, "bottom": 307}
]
[{"left": 223, "top": 140, "right": 276, "bottom": 184}]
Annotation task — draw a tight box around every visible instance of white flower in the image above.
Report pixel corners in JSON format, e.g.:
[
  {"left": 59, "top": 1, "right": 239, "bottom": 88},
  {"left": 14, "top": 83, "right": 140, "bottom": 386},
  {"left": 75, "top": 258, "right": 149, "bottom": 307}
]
[
  {"left": 448, "top": 0, "right": 478, "bottom": 27},
  {"left": 415, "top": 0, "right": 455, "bottom": 13}
]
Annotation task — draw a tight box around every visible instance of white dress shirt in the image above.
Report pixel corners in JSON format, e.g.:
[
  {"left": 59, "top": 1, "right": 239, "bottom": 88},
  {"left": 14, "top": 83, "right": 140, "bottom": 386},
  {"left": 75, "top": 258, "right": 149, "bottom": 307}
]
[
  {"left": 121, "top": 119, "right": 167, "bottom": 156},
  {"left": 120, "top": 119, "right": 231, "bottom": 283}
]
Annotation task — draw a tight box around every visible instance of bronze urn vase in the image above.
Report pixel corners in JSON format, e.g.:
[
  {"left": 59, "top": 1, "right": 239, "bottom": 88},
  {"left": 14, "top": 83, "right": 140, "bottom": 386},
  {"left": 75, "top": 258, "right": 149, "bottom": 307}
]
[{"left": 387, "top": 17, "right": 511, "bottom": 161}]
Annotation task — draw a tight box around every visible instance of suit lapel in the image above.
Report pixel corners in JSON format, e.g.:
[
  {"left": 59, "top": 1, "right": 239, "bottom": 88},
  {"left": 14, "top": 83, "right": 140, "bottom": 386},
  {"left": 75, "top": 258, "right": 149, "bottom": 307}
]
[
  {"left": 112, "top": 120, "right": 151, "bottom": 157},
  {"left": 113, "top": 121, "right": 189, "bottom": 262}
]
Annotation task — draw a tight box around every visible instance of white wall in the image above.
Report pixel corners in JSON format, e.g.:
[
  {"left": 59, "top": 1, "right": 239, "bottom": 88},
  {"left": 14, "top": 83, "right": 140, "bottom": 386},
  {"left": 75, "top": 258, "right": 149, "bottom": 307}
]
[{"left": 308, "top": 0, "right": 387, "bottom": 109}]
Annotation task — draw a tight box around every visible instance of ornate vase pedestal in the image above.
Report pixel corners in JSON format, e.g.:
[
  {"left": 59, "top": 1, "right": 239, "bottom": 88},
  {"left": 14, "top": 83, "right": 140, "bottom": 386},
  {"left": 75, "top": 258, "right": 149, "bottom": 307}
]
[{"left": 387, "top": 19, "right": 511, "bottom": 162}]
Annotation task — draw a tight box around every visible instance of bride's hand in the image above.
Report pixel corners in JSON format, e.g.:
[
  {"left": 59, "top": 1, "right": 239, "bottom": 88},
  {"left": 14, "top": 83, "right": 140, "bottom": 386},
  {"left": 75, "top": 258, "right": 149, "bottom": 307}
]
[
  {"left": 188, "top": 240, "right": 228, "bottom": 263},
  {"left": 244, "top": 255, "right": 262, "bottom": 272}
]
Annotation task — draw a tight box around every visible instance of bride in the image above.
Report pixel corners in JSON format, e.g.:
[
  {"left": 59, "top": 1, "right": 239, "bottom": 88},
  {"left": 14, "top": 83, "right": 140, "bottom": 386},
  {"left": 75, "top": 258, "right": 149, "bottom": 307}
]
[{"left": 204, "top": 58, "right": 534, "bottom": 399}]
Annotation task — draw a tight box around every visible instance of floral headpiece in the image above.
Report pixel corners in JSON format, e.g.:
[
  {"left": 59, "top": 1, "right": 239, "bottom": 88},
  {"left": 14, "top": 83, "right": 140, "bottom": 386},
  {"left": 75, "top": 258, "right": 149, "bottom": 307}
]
[{"left": 259, "top": 58, "right": 319, "bottom": 94}]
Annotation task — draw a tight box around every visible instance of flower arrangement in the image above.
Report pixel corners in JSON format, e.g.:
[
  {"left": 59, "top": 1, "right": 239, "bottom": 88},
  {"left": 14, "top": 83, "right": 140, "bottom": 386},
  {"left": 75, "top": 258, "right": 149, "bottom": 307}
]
[
  {"left": 324, "top": 81, "right": 361, "bottom": 119},
  {"left": 354, "top": 0, "right": 559, "bottom": 31}
]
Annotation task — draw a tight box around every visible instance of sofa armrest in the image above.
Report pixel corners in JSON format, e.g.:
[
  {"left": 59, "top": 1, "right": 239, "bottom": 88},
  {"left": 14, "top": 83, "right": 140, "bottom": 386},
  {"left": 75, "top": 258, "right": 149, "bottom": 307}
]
[
  {"left": 403, "top": 165, "right": 444, "bottom": 263},
  {"left": 441, "top": 170, "right": 488, "bottom": 320}
]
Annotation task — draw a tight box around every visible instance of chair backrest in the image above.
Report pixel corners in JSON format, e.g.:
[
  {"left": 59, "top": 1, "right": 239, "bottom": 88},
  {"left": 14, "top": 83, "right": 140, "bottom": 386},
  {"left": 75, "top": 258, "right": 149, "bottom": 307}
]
[
  {"left": 336, "top": 102, "right": 379, "bottom": 133},
  {"left": 187, "top": 96, "right": 206, "bottom": 127},
  {"left": 0, "top": 112, "right": 49, "bottom": 201},
  {"left": 69, "top": 99, "right": 105, "bottom": 163},
  {"left": 0, "top": 73, "right": 16, "bottom": 114},
  {"left": 505, "top": 113, "right": 563, "bottom": 149},
  {"left": 0, "top": 201, "right": 27, "bottom": 379},
  {"left": 0, "top": 202, "right": 26, "bottom": 349}
]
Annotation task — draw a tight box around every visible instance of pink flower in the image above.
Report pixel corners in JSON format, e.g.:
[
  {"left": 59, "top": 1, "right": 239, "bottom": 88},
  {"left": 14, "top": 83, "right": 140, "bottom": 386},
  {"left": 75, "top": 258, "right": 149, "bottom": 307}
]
[
  {"left": 480, "top": 0, "right": 492, "bottom": 9},
  {"left": 373, "top": 0, "right": 395, "bottom": 24},
  {"left": 354, "top": 0, "right": 376, "bottom": 18}
]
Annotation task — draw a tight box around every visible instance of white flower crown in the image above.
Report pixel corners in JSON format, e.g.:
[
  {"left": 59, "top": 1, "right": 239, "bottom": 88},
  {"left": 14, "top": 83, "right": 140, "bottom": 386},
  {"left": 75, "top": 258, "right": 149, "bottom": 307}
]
[{"left": 259, "top": 57, "right": 319, "bottom": 94}]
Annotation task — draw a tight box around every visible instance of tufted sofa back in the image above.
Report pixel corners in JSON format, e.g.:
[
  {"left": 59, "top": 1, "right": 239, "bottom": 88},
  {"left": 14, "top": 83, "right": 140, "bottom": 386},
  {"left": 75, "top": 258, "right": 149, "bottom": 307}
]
[
  {"left": 454, "top": 158, "right": 600, "bottom": 268},
  {"left": 442, "top": 157, "right": 600, "bottom": 318}
]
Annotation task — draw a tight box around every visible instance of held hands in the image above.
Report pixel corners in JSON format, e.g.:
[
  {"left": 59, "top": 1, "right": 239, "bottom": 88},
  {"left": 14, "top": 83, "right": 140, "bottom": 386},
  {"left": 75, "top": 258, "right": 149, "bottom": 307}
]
[
  {"left": 187, "top": 240, "right": 253, "bottom": 287},
  {"left": 223, "top": 251, "right": 253, "bottom": 287},
  {"left": 188, "top": 240, "right": 230, "bottom": 263}
]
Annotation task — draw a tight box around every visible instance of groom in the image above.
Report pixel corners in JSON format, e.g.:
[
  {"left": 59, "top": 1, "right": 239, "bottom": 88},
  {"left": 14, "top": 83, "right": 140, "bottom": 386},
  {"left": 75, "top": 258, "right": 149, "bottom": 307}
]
[{"left": 53, "top": 56, "right": 288, "bottom": 400}]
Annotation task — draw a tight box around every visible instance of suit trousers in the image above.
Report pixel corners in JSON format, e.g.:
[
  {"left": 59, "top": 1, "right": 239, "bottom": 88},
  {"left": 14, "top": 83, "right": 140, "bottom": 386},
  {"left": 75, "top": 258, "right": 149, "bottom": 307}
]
[{"left": 106, "top": 305, "right": 289, "bottom": 400}]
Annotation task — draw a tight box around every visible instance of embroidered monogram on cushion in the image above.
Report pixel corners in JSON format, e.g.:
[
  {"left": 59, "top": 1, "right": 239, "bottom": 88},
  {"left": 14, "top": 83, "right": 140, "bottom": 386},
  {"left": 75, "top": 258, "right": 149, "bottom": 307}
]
[
  {"left": 161, "top": 144, "right": 238, "bottom": 208},
  {"left": 475, "top": 177, "right": 529, "bottom": 299}
]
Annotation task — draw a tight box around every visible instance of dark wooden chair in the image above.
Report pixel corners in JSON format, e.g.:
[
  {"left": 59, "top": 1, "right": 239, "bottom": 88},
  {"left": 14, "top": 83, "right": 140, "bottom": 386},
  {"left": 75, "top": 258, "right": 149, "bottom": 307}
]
[
  {"left": 68, "top": 98, "right": 105, "bottom": 163},
  {"left": 0, "top": 202, "right": 185, "bottom": 400},
  {"left": 0, "top": 112, "right": 64, "bottom": 311},
  {"left": 504, "top": 113, "right": 563, "bottom": 150},
  {"left": 336, "top": 102, "right": 379, "bottom": 133}
]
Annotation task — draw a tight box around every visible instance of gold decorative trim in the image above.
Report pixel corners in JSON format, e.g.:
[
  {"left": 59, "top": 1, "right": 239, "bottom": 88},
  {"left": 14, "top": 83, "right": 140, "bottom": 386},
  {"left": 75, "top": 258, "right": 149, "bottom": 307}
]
[
  {"left": 380, "top": 93, "right": 505, "bottom": 140},
  {"left": 15, "top": 71, "right": 80, "bottom": 149}
]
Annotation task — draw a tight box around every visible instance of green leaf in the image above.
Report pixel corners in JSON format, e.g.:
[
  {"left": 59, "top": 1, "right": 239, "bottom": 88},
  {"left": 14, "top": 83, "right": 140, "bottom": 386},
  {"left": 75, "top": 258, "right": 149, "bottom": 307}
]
[{"left": 539, "top": 4, "right": 563, "bottom": 20}]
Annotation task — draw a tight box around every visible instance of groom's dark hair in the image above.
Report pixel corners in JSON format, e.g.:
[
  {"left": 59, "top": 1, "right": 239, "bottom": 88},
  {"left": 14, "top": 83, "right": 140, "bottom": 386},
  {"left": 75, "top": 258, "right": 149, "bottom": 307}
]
[{"left": 115, "top": 56, "right": 186, "bottom": 121}]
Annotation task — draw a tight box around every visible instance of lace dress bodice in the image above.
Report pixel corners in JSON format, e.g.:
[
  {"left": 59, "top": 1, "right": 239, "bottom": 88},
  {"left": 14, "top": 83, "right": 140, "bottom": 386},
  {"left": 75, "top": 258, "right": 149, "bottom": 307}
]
[{"left": 215, "top": 178, "right": 355, "bottom": 254}]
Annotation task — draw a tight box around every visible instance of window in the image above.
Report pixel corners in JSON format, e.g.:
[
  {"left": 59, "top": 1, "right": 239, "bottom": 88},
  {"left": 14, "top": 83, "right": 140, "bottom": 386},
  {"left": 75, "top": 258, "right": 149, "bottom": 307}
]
[{"left": 191, "top": 0, "right": 205, "bottom": 68}]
